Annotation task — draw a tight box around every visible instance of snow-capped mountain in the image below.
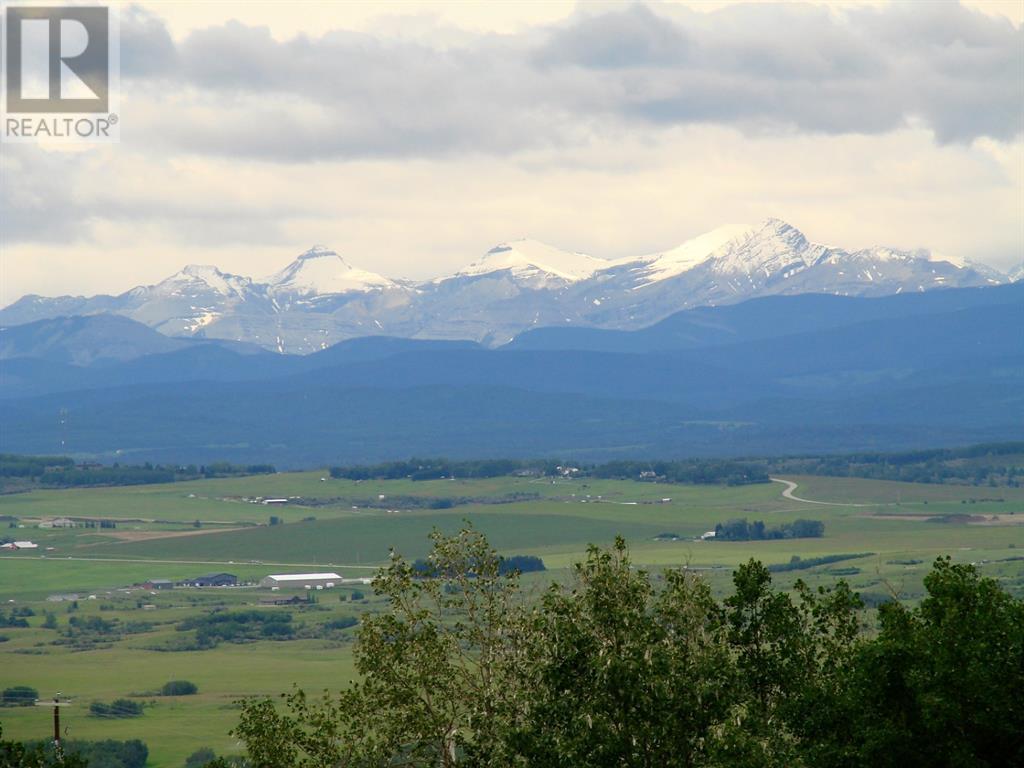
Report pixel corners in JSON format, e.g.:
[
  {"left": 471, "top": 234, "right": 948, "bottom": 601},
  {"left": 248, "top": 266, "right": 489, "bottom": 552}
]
[
  {"left": 265, "top": 246, "right": 399, "bottom": 297},
  {"left": 0, "top": 220, "right": 1009, "bottom": 353},
  {"left": 1009, "top": 264, "right": 1024, "bottom": 283},
  {"left": 448, "top": 239, "right": 609, "bottom": 287}
]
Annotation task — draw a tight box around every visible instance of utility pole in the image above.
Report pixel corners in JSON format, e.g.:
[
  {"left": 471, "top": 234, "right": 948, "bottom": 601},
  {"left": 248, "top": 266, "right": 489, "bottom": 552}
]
[{"left": 35, "top": 696, "right": 71, "bottom": 760}]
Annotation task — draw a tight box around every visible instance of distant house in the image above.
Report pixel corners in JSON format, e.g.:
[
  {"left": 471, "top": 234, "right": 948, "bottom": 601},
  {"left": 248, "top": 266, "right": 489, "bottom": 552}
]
[
  {"left": 143, "top": 579, "right": 174, "bottom": 590},
  {"left": 183, "top": 572, "right": 238, "bottom": 587},
  {"left": 260, "top": 572, "right": 341, "bottom": 590}
]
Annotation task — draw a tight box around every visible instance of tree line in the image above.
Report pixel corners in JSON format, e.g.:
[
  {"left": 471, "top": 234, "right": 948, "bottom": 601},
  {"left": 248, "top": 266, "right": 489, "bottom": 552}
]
[
  {"left": 0, "top": 455, "right": 275, "bottom": 490},
  {"left": 767, "top": 441, "right": 1024, "bottom": 487},
  {"left": 713, "top": 518, "right": 825, "bottom": 541},
  {"left": 219, "top": 527, "right": 1023, "bottom": 768},
  {"left": 329, "top": 458, "right": 769, "bottom": 486}
]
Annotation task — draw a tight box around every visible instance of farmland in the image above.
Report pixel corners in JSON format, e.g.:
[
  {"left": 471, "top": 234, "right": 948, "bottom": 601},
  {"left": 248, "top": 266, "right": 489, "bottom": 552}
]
[{"left": 1, "top": 471, "right": 1023, "bottom": 766}]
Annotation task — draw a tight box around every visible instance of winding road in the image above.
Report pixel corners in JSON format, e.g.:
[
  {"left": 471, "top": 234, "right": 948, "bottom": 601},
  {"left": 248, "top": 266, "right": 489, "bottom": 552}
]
[{"left": 770, "top": 478, "right": 873, "bottom": 508}]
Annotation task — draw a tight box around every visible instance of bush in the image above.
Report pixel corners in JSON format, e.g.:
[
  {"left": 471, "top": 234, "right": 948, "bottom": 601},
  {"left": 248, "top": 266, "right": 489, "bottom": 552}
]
[
  {"left": 324, "top": 616, "right": 358, "bottom": 631},
  {"left": 184, "top": 747, "right": 216, "bottom": 768},
  {"left": 89, "top": 698, "right": 143, "bottom": 718},
  {"left": 2, "top": 685, "right": 38, "bottom": 706},
  {"left": 161, "top": 680, "right": 198, "bottom": 696}
]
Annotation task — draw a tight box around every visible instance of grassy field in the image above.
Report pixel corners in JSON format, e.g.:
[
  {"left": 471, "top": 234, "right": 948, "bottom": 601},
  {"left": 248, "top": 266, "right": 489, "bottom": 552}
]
[{"left": 1, "top": 471, "right": 1023, "bottom": 766}]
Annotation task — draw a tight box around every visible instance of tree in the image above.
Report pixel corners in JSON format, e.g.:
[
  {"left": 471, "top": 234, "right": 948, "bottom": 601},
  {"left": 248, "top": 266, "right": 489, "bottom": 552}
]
[
  {"left": 234, "top": 526, "right": 531, "bottom": 767},
  {"left": 812, "top": 557, "right": 1024, "bottom": 768},
  {"left": 511, "top": 537, "right": 736, "bottom": 767},
  {"left": 0, "top": 726, "right": 88, "bottom": 768},
  {"left": 228, "top": 533, "right": 1022, "bottom": 768}
]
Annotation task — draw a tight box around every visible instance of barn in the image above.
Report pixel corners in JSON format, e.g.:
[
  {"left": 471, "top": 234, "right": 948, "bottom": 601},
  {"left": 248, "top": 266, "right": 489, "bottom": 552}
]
[
  {"left": 184, "top": 572, "right": 238, "bottom": 587},
  {"left": 260, "top": 572, "right": 342, "bottom": 589}
]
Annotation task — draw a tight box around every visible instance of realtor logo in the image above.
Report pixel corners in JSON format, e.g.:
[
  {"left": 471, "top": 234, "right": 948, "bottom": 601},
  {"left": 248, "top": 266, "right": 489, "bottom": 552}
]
[{"left": 2, "top": 2, "right": 120, "bottom": 142}]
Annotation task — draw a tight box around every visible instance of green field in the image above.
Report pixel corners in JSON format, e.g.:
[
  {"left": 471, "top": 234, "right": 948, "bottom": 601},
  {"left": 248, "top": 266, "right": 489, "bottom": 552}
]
[{"left": 2, "top": 472, "right": 1023, "bottom": 765}]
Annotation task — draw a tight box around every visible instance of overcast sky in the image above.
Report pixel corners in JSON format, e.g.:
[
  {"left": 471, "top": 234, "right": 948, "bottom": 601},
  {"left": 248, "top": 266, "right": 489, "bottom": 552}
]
[{"left": 1, "top": 0, "right": 1021, "bottom": 305}]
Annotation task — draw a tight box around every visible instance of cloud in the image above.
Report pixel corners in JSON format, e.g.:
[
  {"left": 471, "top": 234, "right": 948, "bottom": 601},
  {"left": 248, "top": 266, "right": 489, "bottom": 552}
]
[
  {"left": 1, "top": 2, "right": 1020, "bottom": 305},
  {"left": 111, "top": 1, "right": 1022, "bottom": 161}
]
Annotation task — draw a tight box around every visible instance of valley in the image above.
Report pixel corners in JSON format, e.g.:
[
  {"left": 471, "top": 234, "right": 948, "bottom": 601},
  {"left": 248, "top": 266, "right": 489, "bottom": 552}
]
[{"left": 1, "top": 469, "right": 1023, "bottom": 764}]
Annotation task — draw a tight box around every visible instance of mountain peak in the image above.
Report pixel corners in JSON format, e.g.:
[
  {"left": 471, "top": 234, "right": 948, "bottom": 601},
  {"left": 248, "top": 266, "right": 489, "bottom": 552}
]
[
  {"left": 181, "top": 263, "right": 226, "bottom": 279},
  {"left": 296, "top": 245, "right": 340, "bottom": 261},
  {"left": 454, "top": 238, "right": 608, "bottom": 283},
  {"left": 265, "top": 246, "right": 395, "bottom": 296},
  {"left": 156, "top": 264, "right": 251, "bottom": 298}
]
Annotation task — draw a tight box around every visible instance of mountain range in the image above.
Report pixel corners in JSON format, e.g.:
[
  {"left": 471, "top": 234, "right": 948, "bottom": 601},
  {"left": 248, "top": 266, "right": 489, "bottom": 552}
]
[
  {"left": 1, "top": 218, "right": 1013, "bottom": 354},
  {"left": 0, "top": 282, "right": 1020, "bottom": 466}
]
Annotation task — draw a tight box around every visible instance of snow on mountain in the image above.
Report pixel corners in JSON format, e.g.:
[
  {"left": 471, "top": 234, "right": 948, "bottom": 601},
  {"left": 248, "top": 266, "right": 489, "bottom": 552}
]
[
  {"left": 264, "top": 246, "right": 397, "bottom": 296},
  {"left": 1009, "top": 264, "right": 1024, "bottom": 283},
  {"left": 0, "top": 226, "right": 1010, "bottom": 354},
  {"left": 624, "top": 218, "right": 830, "bottom": 291},
  {"left": 145, "top": 264, "right": 255, "bottom": 299},
  {"left": 450, "top": 239, "right": 609, "bottom": 285},
  {"left": 630, "top": 224, "right": 752, "bottom": 285},
  {"left": 707, "top": 218, "right": 827, "bottom": 277}
]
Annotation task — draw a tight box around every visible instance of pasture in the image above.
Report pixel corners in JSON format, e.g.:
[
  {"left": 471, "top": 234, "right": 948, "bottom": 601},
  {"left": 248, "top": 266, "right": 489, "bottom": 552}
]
[{"left": 1, "top": 471, "right": 1023, "bottom": 765}]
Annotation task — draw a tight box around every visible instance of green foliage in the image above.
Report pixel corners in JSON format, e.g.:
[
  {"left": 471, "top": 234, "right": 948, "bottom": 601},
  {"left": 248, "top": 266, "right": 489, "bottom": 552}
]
[
  {"left": 234, "top": 527, "right": 530, "bottom": 767},
  {"left": 769, "top": 441, "right": 1024, "bottom": 487},
  {"left": 714, "top": 517, "right": 824, "bottom": 541},
  {"left": 0, "top": 611, "right": 29, "bottom": 629},
  {"left": 1, "top": 686, "right": 37, "bottom": 707},
  {"left": 801, "top": 557, "right": 1024, "bottom": 768},
  {"left": 322, "top": 617, "right": 358, "bottom": 632},
  {"left": 0, "top": 454, "right": 275, "bottom": 490},
  {"left": 184, "top": 747, "right": 216, "bottom": 768},
  {"left": 768, "top": 552, "right": 874, "bottom": 573},
  {"left": 231, "top": 528, "right": 1024, "bottom": 768},
  {"left": 0, "top": 726, "right": 88, "bottom": 768},
  {"left": 161, "top": 680, "right": 198, "bottom": 696},
  {"left": 329, "top": 457, "right": 769, "bottom": 485},
  {"left": 512, "top": 538, "right": 736, "bottom": 766},
  {"left": 177, "top": 611, "right": 294, "bottom": 649},
  {"left": 56, "top": 739, "right": 147, "bottom": 768},
  {"left": 89, "top": 699, "right": 143, "bottom": 718}
]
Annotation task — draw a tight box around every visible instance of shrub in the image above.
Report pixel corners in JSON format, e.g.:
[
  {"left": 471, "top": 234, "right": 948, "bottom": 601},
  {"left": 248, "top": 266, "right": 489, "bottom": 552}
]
[
  {"left": 184, "top": 747, "right": 216, "bottom": 768},
  {"left": 161, "top": 680, "right": 198, "bottom": 696},
  {"left": 89, "top": 699, "right": 143, "bottom": 718},
  {"left": 2, "top": 685, "right": 38, "bottom": 706},
  {"left": 324, "top": 616, "right": 358, "bottom": 631}
]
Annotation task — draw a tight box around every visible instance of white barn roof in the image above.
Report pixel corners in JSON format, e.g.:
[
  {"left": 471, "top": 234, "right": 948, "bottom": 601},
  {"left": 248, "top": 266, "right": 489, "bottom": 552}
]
[{"left": 265, "top": 572, "right": 341, "bottom": 582}]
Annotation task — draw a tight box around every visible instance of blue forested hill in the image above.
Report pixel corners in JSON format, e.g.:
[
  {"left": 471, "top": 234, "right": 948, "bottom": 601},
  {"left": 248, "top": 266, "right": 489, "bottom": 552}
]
[{"left": 0, "top": 285, "right": 1020, "bottom": 465}]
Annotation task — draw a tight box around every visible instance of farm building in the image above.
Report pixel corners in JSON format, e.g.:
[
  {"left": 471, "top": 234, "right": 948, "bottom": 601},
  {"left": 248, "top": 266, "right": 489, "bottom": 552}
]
[
  {"left": 260, "top": 572, "right": 341, "bottom": 589},
  {"left": 39, "top": 517, "right": 77, "bottom": 529},
  {"left": 182, "top": 572, "right": 238, "bottom": 587},
  {"left": 143, "top": 579, "right": 174, "bottom": 590},
  {"left": 0, "top": 541, "right": 38, "bottom": 550}
]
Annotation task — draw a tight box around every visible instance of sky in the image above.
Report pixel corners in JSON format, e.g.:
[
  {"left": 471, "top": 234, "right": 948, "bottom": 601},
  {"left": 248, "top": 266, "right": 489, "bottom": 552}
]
[{"left": 1, "top": 0, "right": 1022, "bottom": 305}]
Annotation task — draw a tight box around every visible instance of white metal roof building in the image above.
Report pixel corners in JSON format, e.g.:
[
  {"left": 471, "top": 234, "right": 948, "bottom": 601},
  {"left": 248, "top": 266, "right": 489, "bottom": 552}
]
[{"left": 260, "top": 572, "right": 342, "bottom": 589}]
